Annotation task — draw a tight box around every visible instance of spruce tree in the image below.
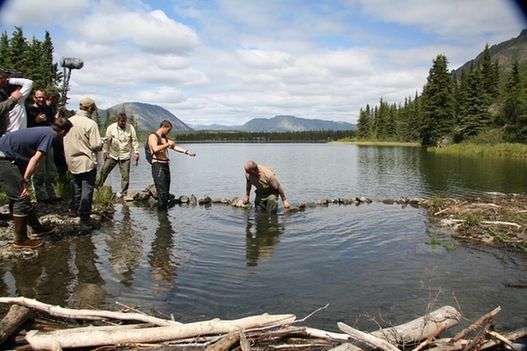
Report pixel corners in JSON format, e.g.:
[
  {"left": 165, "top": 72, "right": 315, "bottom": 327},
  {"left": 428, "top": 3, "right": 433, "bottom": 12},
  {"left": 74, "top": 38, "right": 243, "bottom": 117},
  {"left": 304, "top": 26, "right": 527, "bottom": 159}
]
[
  {"left": 357, "top": 105, "right": 373, "bottom": 139},
  {"left": 500, "top": 60, "right": 527, "bottom": 142},
  {"left": 420, "top": 54, "right": 456, "bottom": 146},
  {"left": 456, "top": 63, "right": 490, "bottom": 139},
  {"left": 481, "top": 44, "right": 500, "bottom": 101},
  {"left": 0, "top": 32, "right": 9, "bottom": 68}
]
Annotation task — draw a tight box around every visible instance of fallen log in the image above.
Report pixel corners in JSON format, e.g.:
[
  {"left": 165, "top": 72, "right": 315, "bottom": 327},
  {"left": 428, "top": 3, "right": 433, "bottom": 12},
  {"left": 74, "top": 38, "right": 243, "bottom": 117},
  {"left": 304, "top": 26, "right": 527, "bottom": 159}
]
[
  {"left": 25, "top": 313, "right": 296, "bottom": 350},
  {"left": 338, "top": 321, "right": 401, "bottom": 351},
  {"left": 451, "top": 306, "right": 501, "bottom": 343},
  {"left": 371, "top": 305, "right": 462, "bottom": 345},
  {"left": 205, "top": 330, "right": 240, "bottom": 351},
  {"left": 0, "top": 296, "right": 180, "bottom": 326},
  {"left": 480, "top": 327, "right": 527, "bottom": 350},
  {"left": 0, "top": 304, "right": 31, "bottom": 345}
]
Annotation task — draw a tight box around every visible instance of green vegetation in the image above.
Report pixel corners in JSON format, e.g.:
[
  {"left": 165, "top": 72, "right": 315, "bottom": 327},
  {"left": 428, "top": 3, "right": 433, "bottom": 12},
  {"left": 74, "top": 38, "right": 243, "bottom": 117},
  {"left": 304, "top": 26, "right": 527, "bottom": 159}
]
[
  {"left": 460, "top": 210, "right": 484, "bottom": 228},
  {"left": 431, "top": 194, "right": 443, "bottom": 207},
  {"left": 93, "top": 186, "right": 115, "bottom": 209},
  {"left": 356, "top": 44, "right": 527, "bottom": 149},
  {"left": 0, "top": 27, "right": 62, "bottom": 96},
  {"left": 334, "top": 139, "right": 420, "bottom": 147}
]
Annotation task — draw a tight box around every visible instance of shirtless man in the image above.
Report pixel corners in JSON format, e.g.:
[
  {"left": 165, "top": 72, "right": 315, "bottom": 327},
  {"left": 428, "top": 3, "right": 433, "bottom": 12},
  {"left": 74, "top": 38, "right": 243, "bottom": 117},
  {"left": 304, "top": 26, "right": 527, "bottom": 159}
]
[{"left": 148, "top": 120, "right": 195, "bottom": 211}]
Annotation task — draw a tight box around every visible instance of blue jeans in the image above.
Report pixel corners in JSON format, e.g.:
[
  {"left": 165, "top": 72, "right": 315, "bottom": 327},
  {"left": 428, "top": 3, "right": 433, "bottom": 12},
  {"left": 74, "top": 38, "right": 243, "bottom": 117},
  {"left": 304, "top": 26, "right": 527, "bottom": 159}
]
[
  {"left": 70, "top": 168, "right": 97, "bottom": 220},
  {"left": 152, "top": 163, "right": 171, "bottom": 211}
]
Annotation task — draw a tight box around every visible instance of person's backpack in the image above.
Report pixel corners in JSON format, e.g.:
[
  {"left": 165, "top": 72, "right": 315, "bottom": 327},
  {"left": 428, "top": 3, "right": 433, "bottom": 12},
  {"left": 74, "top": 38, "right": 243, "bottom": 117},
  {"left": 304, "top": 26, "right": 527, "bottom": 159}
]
[{"left": 144, "top": 132, "right": 163, "bottom": 164}]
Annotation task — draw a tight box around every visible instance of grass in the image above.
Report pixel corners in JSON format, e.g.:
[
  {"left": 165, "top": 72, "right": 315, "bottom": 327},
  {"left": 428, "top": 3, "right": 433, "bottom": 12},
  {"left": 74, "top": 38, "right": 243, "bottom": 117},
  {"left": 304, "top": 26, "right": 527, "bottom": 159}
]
[
  {"left": 93, "top": 185, "right": 115, "bottom": 209},
  {"left": 429, "top": 142, "right": 527, "bottom": 158},
  {"left": 428, "top": 129, "right": 527, "bottom": 158},
  {"left": 333, "top": 139, "right": 421, "bottom": 147},
  {"left": 429, "top": 234, "right": 459, "bottom": 252},
  {"left": 0, "top": 173, "right": 116, "bottom": 210},
  {"left": 431, "top": 194, "right": 443, "bottom": 207},
  {"left": 459, "top": 211, "right": 484, "bottom": 228}
]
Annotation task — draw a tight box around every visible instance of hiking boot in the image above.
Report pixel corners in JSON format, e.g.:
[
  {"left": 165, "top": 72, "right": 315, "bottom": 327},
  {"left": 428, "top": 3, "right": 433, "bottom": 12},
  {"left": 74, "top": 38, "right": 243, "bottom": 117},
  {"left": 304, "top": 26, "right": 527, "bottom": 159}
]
[
  {"left": 27, "top": 208, "right": 56, "bottom": 236},
  {"left": 68, "top": 209, "right": 78, "bottom": 217},
  {"left": 30, "top": 224, "right": 56, "bottom": 236},
  {"left": 12, "top": 238, "right": 43, "bottom": 249}
]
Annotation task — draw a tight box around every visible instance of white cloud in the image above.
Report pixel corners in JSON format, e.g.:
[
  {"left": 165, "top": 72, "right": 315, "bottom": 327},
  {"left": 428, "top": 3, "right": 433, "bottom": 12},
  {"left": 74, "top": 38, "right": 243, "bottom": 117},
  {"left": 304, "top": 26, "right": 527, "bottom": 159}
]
[
  {"left": 76, "top": 9, "right": 200, "bottom": 55},
  {"left": 0, "top": 0, "right": 88, "bottom": 25},
  {"left": 0, "top": 0, "right": 525, "bottom": 126}
]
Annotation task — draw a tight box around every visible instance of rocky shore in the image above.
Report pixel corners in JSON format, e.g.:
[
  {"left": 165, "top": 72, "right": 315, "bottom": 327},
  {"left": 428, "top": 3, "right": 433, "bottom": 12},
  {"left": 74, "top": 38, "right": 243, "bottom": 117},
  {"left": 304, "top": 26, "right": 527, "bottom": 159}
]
[{"left": 0, "top": 190, "right": 525, "bottom": 262}]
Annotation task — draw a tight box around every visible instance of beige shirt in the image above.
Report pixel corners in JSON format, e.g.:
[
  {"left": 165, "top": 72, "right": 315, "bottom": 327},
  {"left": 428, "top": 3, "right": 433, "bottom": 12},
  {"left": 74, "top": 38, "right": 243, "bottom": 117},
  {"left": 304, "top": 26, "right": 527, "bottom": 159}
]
[
  {"left": 64, "top": 110, "right": 103, "bottom": 174},
  {"left": 246, "top": 165, "right": 280, "bottom": 194},
  {"left": 103, "top": 122, "right": 139, "bottom": 160}
]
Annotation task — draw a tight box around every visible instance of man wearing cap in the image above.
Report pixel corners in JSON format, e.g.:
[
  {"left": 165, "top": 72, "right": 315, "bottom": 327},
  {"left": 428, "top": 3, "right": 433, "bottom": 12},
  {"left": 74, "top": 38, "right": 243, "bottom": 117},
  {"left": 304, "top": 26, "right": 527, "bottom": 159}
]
[{"left": 63, "top": 97, "right": 103, "bottom": 225}]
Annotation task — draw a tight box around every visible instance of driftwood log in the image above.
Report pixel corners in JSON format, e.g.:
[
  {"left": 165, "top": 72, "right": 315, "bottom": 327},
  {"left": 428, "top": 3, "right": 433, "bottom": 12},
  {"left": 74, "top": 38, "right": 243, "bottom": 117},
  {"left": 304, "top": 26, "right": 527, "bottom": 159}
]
[
  {"left": 371, "top": 305, "right": 462, "bottom": 345},
  {"left": 0, "top": 304, "right": 31, "bottom": 344},
  {"left": 0, "top": 296, "right": 523, "bottom": 351},
  {"left": 25, "top": 313, "right": 296, "bottom": 350},
  {"left": 0, "top": 296, "right": 180, "bottom": 326}
]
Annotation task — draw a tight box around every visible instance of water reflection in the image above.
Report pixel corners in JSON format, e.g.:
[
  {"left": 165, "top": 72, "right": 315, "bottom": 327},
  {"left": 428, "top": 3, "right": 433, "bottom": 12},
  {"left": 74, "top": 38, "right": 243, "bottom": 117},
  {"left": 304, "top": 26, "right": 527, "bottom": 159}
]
[
  {"left": 245, "top": 212, "right": 285, "bottom": 266},
  {"left": 149, "top": 211, "right": 177, "bottom": 283},
  {"left": 5, "top": 234, "right": 106, "bottom": 309},
  {"left": 69, "top": 235, "right": 106, "bottom": 308},
  {"left": 105, "top": 205, "right": 142, "bottom": 287}
]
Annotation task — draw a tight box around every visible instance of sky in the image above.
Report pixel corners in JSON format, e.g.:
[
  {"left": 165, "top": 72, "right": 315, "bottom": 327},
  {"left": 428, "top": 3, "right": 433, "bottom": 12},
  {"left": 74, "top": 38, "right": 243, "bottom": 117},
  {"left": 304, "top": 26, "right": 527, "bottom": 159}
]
[{"left": 0, "top": 0, "right": 525, "bottom": 127}]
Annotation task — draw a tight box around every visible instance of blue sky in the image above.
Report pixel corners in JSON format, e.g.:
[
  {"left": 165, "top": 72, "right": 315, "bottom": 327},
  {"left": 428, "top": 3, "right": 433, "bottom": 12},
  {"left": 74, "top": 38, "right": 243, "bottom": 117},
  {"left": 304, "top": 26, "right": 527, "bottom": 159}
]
[{"left": 0, "top": 0, "right": 525, "bottom": 126}]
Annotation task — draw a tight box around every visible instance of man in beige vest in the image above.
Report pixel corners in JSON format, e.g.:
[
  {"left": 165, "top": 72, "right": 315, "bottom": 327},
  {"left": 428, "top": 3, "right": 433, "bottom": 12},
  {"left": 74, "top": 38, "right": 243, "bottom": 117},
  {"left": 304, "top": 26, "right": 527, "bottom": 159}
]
[{"left": 243, "top": 160, "right": 292, "bottom": 213}]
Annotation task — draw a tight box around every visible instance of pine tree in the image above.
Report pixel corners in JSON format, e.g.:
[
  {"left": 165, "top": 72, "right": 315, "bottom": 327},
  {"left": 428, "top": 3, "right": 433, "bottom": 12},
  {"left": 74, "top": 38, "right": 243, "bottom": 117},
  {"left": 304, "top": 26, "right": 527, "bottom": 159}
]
[
  {"left": 7, "top": 27, "right": 29, "bottom": 74},
  {"left": 0, "top": 32, "right": 9, "bottom": 68},
  {"left": 41, "top": 31, "right": 58, "bottom": 89},
  {"left": 420, "top": 54, "right": 456, "bottom": 146},
  {"left": 500, "top": 60, "right": 527, "bottom": 142},
  {"left": 481, "top": 44, "right": 500, "bottom": 102},
  {"left": 357, "top": 104, "right": 373, "bottom": 139},
  {"left": 456, "top": 63, "right": 490, "bottom": 139}
]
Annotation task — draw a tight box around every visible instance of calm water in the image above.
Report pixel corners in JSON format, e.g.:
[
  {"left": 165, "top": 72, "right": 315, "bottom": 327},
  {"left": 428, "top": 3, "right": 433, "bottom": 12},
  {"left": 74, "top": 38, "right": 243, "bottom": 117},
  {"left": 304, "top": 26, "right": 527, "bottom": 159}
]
[{"left": 1, "top": 143, "right": 526, "bottom": 333}]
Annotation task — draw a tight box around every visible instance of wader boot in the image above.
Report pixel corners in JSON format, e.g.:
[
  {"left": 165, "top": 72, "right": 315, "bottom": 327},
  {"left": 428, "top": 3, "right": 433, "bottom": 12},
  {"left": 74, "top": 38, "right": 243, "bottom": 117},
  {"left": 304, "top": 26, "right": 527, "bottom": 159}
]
[
  {"left": 27, "top": 208, "right": 56, "bottom": 236},
  {"left": 12, "top": 215, "right": 42, "bottom": 249}
]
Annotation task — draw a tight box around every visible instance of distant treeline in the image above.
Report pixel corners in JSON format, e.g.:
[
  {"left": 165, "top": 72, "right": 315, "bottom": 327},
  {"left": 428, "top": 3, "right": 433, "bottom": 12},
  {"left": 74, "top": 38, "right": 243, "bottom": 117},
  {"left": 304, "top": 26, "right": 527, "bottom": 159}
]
[{"left": 137, "top": 130, "right": 356, "bottom": 143}]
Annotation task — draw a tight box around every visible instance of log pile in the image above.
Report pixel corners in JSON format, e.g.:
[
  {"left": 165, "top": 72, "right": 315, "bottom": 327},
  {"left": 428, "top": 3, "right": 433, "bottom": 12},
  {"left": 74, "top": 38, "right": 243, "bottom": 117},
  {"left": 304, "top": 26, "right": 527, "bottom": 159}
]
[{"left": 0, "top": 297, "right": 525, "bottom": 351}]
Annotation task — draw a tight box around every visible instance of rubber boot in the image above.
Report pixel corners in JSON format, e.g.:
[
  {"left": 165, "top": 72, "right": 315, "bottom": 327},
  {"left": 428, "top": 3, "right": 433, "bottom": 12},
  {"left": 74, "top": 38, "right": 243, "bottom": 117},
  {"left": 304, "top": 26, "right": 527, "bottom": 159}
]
[
  {"left": 27, "top": 208, "right": 56, "bottom": 236},
  {"left": 12, "top": 215, "right": 42, "bottom": 249}
]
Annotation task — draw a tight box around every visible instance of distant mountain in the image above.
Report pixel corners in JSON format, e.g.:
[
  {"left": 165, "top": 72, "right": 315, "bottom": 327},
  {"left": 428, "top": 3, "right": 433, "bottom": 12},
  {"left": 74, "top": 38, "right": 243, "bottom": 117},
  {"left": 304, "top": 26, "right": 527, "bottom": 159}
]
[
  {"left": 194, "top": 115, "right": 356, "bottom": 132},
  {"left": 455, "top": 28, "right": 527, "bottom": 77},
  {"left": 99, "top": 102, "right": 193, "bottom": 131},
  {"left": 239, "top": 115, "right": 356, "bottom": 132},
  {"left": 101, "top": 103, "right": 354, "bottom": 132},
  {"left": 191, "top": 124, "right": 240, "bottom": 131}
]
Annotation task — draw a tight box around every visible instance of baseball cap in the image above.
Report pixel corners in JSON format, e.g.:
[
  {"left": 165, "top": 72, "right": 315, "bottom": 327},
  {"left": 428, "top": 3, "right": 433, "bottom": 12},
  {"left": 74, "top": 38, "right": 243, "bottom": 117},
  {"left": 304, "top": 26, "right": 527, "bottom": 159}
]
[{"left": 79, "top": 97, "right": 97, "bottom": 109}]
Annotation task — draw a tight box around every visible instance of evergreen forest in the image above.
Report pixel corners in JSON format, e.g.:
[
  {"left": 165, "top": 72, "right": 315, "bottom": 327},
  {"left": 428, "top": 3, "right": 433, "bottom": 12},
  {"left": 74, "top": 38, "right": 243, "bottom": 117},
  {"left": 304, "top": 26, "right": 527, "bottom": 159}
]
[{"left": 356, "top": 45, "right": 527, "bottom": 146}]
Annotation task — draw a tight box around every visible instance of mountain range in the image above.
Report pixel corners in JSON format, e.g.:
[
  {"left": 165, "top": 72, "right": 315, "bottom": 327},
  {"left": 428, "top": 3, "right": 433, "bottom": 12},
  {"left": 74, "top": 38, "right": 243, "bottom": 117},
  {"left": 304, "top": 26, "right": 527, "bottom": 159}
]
[
  {"left": 101, "top": 29, "right": 527, "bottom": 133},
  {"left": 99, "top": 104, "right": 356, "bottom": 132}
]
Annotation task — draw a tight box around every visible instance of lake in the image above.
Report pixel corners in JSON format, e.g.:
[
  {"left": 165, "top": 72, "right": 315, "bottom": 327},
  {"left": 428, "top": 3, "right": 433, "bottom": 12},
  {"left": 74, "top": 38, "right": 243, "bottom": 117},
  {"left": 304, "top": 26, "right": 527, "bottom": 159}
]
[{"left": 1, "top": 143, "right": 526, "bottom": 333}]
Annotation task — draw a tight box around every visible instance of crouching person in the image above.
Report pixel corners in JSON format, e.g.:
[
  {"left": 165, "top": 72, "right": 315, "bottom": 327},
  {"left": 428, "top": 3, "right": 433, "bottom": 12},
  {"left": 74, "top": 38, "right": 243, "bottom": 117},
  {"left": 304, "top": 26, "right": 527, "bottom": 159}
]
[{"left": 0, "top": 117, "right": 73, "bottom": 248}]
